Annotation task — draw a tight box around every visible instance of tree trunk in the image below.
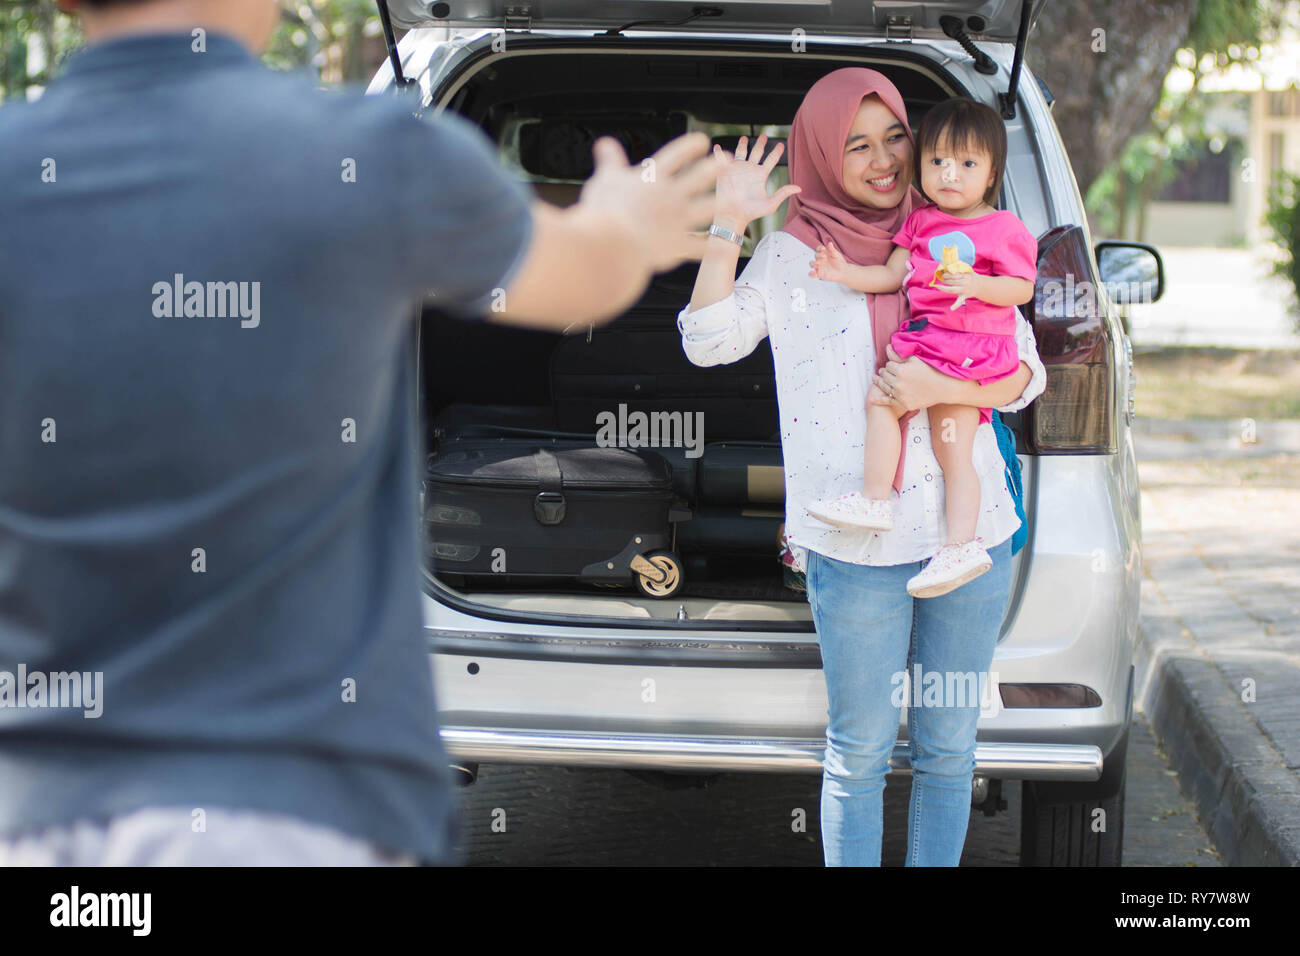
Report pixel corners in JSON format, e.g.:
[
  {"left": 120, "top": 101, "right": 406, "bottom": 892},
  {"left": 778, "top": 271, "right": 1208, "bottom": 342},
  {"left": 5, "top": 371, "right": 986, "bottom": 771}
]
[
  {"left": 1027, "top": 0, "right": 1198, "bottom": 197},
  {"left": 1136, "top": 152, "right": 1162, "bottom": 243},
  {"left": 1115, "top": 171, "right": 1129, "bottom": 239}
]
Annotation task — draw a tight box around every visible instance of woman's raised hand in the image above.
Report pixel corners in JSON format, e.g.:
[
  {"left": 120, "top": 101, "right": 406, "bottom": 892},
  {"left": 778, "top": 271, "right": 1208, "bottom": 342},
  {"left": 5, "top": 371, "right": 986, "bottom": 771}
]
[{"left": 712, "top": 133, "right": 802, "bottom": 230}]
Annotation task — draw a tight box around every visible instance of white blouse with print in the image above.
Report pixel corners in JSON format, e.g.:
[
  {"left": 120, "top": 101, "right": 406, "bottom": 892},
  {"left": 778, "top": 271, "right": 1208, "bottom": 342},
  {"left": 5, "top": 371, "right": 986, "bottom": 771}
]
[{"left": 676, "top": 229, "right": 1047, "bottom": 573}]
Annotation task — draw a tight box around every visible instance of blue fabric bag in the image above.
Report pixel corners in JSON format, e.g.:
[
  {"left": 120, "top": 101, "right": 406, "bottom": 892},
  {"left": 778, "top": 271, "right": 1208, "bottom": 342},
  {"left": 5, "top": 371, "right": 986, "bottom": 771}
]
[{"left": 990, "top": 410, "right": 1027, "bottom": 555}]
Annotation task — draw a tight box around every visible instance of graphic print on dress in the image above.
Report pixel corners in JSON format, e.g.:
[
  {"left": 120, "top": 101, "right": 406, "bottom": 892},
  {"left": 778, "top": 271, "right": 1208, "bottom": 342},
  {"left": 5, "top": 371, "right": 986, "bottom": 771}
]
[
  {"left": 925, "top": 230, "right": 977, "bottom": 306},
  {"left": 925, "top": 230, "right": 976, "bottom": 268}
]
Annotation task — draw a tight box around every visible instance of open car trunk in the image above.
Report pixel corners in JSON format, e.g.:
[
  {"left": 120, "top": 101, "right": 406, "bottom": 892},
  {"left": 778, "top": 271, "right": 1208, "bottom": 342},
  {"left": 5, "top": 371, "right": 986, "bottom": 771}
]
[
  {"left": 415, "top": 39, "right": 977, "bottom": 627},
  {"left": 421, "top": 256, "right": 804, "bottom": 622}
]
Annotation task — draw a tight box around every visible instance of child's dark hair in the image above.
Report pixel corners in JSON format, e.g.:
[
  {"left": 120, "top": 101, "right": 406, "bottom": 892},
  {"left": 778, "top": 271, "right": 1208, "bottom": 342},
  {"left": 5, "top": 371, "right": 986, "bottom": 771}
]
[{"left": 914, "top": 97, "right": 1007, "bottom": 206}]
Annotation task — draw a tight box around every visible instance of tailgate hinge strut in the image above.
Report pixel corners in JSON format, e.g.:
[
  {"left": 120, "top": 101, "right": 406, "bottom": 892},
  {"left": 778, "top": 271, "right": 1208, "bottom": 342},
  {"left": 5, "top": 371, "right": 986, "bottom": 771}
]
[
  {"left": 374, "top": 0, "right": 417, "bottom": 91},
  {"left": 998, "top": 0, "right": 1035, "bottom": 120}
]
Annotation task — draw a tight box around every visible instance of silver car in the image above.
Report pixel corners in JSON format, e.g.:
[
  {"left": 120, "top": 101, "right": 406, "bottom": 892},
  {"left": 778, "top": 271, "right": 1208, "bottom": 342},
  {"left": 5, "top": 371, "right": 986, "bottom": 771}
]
[{"left": 369, "top": 0, "right": 1165, "bottom": 865}]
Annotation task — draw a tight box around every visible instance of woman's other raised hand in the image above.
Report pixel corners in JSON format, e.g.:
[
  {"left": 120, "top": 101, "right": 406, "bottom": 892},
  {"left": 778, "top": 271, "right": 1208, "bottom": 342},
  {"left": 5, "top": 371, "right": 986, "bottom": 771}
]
[{"left": 712, "top": 133, "right": 802, "bottom": 231}]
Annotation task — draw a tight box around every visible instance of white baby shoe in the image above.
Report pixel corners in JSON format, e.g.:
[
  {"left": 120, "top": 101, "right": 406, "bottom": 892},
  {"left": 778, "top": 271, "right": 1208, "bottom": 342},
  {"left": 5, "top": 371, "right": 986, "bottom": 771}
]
[
  {"left": 806, "top": 491, "right": 894, "bottom": 531},
  {"left": 906, "top": 539, "right": 992, "bottom": 598}
]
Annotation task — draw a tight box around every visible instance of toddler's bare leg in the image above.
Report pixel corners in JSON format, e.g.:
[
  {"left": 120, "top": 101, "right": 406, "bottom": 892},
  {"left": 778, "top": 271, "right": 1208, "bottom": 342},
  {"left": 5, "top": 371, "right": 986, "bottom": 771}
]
[
  {"left": 928, "top": 403, "right": 981, "bottom": 545},
  {"left": 863, "top": 384, "right": 910, "bottom": 500}
]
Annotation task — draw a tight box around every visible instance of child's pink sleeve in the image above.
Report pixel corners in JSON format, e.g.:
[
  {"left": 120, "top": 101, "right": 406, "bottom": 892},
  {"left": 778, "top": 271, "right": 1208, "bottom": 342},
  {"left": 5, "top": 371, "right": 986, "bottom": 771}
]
[
  {"left": 987, "top": 216, "right": 1038, "bottom": 282},
  {"left": 892, "top": 210, "right": 920, "bottom": 250}
]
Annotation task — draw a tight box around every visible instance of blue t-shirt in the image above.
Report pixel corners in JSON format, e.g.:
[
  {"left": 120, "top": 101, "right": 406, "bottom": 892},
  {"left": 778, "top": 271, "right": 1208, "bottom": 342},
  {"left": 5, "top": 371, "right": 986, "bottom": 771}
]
[{"left": 0, "top": 31, "right": 534, "bottom": 863}]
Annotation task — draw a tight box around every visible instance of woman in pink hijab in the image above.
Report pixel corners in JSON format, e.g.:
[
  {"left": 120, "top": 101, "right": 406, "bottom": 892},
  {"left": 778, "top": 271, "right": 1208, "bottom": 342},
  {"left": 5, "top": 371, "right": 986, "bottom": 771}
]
[{"left": 679, "top": 68, "right": 1045, "bottom": 866}]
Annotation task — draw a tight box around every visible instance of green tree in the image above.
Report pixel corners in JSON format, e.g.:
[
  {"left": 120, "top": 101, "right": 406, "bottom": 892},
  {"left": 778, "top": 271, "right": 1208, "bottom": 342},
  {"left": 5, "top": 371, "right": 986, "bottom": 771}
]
[
  {"left": 0, "top": 2, "right": 78, "bottom": 98},
  {"left": 1085, "top": 0, "right": 1289, "bottom": 242},
  {"left": 1264, "top": 171, "right": 1300, "bottom": 315},
  {"left": 0, "top": 1, "right": 386, "bottom": 100}
]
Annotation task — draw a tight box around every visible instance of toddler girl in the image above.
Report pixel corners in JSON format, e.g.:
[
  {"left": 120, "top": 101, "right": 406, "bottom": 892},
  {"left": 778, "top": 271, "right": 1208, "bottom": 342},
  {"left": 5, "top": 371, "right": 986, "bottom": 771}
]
[{"left": 805, "top": 97, "right": 1037, "bottom": 598}]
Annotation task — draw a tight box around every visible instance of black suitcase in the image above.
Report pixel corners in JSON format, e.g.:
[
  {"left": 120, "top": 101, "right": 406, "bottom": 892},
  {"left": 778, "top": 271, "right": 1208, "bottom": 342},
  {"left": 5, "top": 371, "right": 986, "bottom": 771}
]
[
  {"left": 423, "top": 440, "right": 690, "bottom": 598},
  {"left": 431, "top": 425, "right": 700, "bottom": 502}
]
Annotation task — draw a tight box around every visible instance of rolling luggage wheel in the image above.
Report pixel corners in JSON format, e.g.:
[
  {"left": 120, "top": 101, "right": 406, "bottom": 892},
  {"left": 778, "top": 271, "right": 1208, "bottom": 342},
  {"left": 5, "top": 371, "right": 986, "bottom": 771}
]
[{"left": 631, "top": 551, "right": 684, "bottom": 599}]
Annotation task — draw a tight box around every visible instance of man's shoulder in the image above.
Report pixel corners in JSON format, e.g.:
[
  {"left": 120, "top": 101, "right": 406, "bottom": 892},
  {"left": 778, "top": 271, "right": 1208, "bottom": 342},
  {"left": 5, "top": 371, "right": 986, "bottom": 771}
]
[
  {"left": 214, "top": 68, "right": 425, "bottom": 139},
  {"left": 0, "top": 90, "right": 48, "bottom": 140},
  {"left": 0, "top": 64, "right": 420, "bottom": 142}
]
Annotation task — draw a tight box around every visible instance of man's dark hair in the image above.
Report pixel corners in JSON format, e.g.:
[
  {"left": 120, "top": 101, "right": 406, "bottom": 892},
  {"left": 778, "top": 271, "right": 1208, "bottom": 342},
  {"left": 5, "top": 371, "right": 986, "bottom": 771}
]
[{"left": 914, "top": 97, "right": 1007, "bottom": 206}]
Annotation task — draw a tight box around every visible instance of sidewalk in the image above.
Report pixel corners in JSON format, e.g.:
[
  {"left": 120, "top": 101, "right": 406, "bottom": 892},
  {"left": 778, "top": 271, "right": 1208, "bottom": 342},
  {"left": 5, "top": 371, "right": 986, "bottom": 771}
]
[{"left": 1134, "top": 416, "right": 1300, "bottom": 865}]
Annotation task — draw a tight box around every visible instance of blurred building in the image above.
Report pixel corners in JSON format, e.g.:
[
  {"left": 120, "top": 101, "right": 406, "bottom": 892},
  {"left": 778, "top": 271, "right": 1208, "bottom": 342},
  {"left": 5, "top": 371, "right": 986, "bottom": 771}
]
[{"left": 1148, "top": 38, "right": 1300, "bottom": 249}]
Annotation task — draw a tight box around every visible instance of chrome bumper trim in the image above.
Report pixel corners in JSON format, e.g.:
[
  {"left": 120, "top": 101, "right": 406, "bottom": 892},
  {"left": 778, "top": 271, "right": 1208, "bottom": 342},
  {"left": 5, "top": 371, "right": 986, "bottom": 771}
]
[{"left": 439, "top": 728, "right": 1104, "bottom": 780}]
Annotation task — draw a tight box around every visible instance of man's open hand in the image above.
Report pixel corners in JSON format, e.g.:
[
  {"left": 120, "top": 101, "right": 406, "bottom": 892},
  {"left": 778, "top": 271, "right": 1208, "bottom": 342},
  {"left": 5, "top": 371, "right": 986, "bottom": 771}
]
[{"left": 577, "top": 132, "right": 721, "bottom": 274}]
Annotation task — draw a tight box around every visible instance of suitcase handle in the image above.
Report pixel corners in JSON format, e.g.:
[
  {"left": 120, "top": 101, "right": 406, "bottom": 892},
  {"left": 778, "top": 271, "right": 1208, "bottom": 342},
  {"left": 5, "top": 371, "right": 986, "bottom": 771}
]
[{"left": 533, "top": 449, "right": 566, "bottom": 525}]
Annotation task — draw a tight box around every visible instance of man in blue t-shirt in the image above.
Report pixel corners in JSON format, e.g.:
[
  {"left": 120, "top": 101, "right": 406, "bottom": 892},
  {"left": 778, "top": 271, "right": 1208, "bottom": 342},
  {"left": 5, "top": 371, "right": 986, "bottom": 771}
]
[{"left": 0, "top": 0, "right": 718, "bottom": 865}]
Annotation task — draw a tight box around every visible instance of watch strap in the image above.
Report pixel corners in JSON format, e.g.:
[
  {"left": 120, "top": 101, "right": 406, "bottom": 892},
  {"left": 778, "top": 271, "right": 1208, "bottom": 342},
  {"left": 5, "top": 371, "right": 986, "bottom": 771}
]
[{"left": 707, "top": 223, "right": 745, "bottom": 246}]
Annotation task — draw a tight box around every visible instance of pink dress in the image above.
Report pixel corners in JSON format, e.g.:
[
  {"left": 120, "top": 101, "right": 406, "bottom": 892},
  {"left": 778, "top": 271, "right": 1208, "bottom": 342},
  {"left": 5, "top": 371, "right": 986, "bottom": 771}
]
[{"left": 890, "top": 205, "right": 1038, "bottom": 425}]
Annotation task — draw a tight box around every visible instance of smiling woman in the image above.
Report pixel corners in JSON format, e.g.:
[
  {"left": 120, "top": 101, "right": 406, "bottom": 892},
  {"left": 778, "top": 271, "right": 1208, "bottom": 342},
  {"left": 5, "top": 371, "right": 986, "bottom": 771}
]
[
  {"left": 678, "top": 67, "right": 1045, "bottom": 867},
  {"left": 839, "top": 97, "right": 913, "bottom": 208}
]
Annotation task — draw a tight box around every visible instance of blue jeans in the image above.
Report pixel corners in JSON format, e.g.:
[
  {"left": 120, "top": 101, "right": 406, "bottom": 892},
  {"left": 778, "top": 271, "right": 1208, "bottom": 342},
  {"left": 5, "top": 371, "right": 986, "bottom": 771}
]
[{"left": 805, "top": 538, "right": 1011, "bottom": 866}]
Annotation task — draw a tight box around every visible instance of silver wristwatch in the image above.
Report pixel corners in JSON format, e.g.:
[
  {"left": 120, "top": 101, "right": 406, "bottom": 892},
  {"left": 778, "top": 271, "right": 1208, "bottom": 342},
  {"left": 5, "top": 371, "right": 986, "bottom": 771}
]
[{"left": 707, "top": 223, "right": 745, "bottom": 246}]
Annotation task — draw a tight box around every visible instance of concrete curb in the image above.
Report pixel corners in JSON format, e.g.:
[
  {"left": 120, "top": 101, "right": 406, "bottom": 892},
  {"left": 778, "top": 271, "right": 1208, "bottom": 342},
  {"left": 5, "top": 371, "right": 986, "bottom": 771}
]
[
  {"left": 1135, "top": 475, "right": 1300, "bottom": 867},
  {"left": 1144, "top": 653, "right": 1300, "bottom": 866}
]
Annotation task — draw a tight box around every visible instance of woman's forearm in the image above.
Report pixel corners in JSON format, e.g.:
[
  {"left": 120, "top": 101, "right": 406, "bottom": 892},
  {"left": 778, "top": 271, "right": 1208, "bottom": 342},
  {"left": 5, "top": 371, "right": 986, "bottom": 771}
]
[
  {"left": 944, "top": 361, "right": 1032, "bottom": 407},
  {"left": 687, "top": 216, "right": 747, "bottom": 314}
]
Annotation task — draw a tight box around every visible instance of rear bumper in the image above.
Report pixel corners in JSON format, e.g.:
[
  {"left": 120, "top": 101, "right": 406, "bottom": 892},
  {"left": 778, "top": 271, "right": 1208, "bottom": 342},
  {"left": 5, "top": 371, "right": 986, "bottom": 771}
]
[{"left": 440, "top": 727, "right": 1103, "bottom": 781}]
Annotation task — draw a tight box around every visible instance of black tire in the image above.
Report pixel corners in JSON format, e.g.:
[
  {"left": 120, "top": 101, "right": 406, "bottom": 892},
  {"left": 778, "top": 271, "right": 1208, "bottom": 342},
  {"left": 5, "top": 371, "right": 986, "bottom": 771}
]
[
  {"left": 634, "top": 550, "right": 684, "bottom": 599},
  {"left": 1019, "top": 729, "right": 1128, "bottom": 866}
]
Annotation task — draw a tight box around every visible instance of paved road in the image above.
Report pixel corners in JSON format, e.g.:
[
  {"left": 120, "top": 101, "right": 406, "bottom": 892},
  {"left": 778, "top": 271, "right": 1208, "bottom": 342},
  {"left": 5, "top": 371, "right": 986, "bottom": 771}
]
[{"left": 445, "top": 712, "right": 1217, "bottom": 866}]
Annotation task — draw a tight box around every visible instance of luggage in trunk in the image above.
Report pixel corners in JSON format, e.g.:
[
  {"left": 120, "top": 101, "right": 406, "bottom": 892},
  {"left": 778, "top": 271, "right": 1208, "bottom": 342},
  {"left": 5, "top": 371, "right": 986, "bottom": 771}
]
[
  {"left": 697, "top": 441, "right": 785, "bottom": 506},
  {"left": 431, "top": 427, "right": 701, "bottom": 501},
  {"left": 423, "top": 440, "right": 690, "bottom": 598},
  {"left": 675, "top": 506, "right": 783, "bottom": 555}
]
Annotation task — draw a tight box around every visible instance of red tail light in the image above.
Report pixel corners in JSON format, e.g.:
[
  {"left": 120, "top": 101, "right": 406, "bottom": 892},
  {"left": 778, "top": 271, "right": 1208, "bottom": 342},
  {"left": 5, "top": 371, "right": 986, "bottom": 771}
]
[{"left": 1025, "top": 225, "right": 1115, "bottom": 454}]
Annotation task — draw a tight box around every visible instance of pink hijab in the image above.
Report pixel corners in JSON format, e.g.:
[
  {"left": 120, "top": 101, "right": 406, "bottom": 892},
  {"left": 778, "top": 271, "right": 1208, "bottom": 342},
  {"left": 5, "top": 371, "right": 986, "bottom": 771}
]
[{"left": 780, "top": 68, "right": 924, "bottom": 494}]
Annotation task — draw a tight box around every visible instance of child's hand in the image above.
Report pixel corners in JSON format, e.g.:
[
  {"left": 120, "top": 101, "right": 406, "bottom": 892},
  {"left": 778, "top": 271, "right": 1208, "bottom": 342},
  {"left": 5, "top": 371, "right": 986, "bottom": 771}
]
[
  {"left": 932, "top": 270, "right": 983, "bottom": 309},
  {"left": 809, "top": 240, "right": 852, "bottom": 284}
]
